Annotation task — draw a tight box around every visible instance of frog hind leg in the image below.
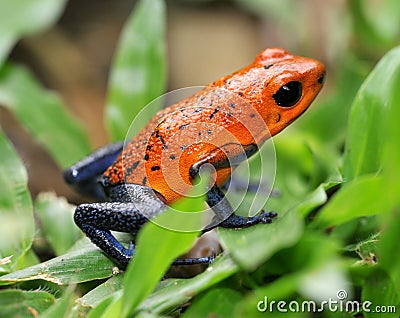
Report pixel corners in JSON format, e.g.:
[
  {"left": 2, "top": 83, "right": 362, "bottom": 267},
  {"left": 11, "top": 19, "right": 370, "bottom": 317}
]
[
  {"left": 74, "top": 201, "right": 150, "bottom": 268},
  {"left": 64, "top": 141, "right": 124, "bottom": 199},
  {"left": 75, "top": 184, "right": 214, "bottom": 268}
]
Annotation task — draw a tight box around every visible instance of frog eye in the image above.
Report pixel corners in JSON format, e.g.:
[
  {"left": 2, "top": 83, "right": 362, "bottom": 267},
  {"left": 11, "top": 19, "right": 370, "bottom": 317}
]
[{"left": 273, "top": 81, "right": 302, "bottom": 107}]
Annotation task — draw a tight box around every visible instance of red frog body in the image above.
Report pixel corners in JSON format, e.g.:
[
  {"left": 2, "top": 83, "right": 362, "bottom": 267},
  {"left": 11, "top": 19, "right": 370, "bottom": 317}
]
[{"left": 65, "top": 48, "right": 325, "bottom": 268}]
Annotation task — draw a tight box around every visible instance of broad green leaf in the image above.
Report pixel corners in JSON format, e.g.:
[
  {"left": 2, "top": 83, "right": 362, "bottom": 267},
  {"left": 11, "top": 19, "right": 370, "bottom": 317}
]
[
  {"left": 296, "top": 181, "right": 341, "bottom": 217},
  {"left": 87, "top": 295, "right": 118, "bottom": 318},
  {"left": 99, "top": 249, "right": 238, "bottom": 316},
  {"left": 362, "top": 268, "right": 399, "bottom": 318},
  {"left": 0, "top": 289, "right": 55, "bottom": 318},
  {"left": 105, "top": 0, "right": 166, "bottom": 141},
  {"left": 135, "top": 313, "right": 168, "bottom": 318},
  {"left": 378, "top": 67, "right": 400, "bottom": 290},
  {"left": 383, "top": 62, "right": 400, "bottom": 203},
  {"left": 40, "top": 286, "right": 75, "bottom": 318},
  {"left": 379, "top": 208, "right": 400, "bottom": 292},
  {"left": 0, "top": 63, "right": 91, "bottom": 168},
  {"left": 219, "top": 209, "right": 303, "bottom": 270},
  {"left": 0, "top": 0, "right": 67, "bottom": 68},
  {"left": 0, "top": 126, "right": 34, "bottom": 273},
  {"left": 182, "top": 287, "right": 242, "bottom": 318},
  {"left": 0, "top": 246, "right": 117, "bottom": 286},
  {"left": 139, "top": 256, "right": 238, "bottom": 314},
  {"left": 89, "top": 256, "right": 239, "bottom": 317},
  {"left": 313, "top": 175, "right": 388, "bottom": 228},
  {"left": 262, "top": 232, "right": 341, "bottom": 278},
  {"left": 101, "top": 297, "right": 123, "bottom": 318},
  {"left": 342, "top": 46, "right": 400, "bottom": 180},
  {"left": 35, "top": 192, "right": 82, "bottom": 256},
  {"left": 78, "top": 275, "right": 124, "bottom": 308}
]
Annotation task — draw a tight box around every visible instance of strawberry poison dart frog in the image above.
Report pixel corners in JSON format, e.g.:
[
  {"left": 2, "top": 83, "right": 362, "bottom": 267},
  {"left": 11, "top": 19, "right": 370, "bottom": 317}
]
[{"left": 64, "top": 48, "right": 325, "bottom": 268}]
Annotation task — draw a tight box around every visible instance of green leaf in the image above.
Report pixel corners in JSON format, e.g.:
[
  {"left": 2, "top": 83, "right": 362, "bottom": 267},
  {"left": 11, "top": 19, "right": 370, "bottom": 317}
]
[
  {"left": 135, "top": 313, "right": 168, "bottom": 318},
  {"left": 87, "top": 257, "right": 238, "bottom": 316},
  {"left": 296, "top": 181, "right": 341, "bottom": 218},
  {"left": 379, "top": 208, "right": 400, "bottom": 291},
  {"left": 313, "top": 175, "right": 388, "bottom": 228},
  {"left": 342, "top": 46, "right": 400, "bottom": 180},
  {"left": 105, "top": 0, "right": 166, "bottom": 141},
  {"left": 383, "top": 57, "right": 400, "bottom": 204},
  {"left": 34, "top": 192, "right": 82, "bottom": 256},
  {"left": 182, "top": 287, "right": 242, "bottom": 318},
  {"left": 77, "top": 275, "right": 124, "bottom": 309},
  {"left": 119, "top": 180, "right": 207, "bottom": 318},
  {"left": 0, "top": 0, "right": 67, "bottom": 68},
  {"left": 87, "top": 295, "right": 119, "bottom": 318},
  {"left": 40, "top": 286, "right": 75, "bottom": 318},
  {"left": 378, "top": 66, "right": 400, "bottom": 290},
  {"left": 219, "top": 209, "right": 303, "bottom": 270},
  {"left": 0, "top": 289, "right": 55, "bottom": 318},
  {"left": 103, "top": 298, "right": 126, "bottom": 318},
  {"left": 0, "top": 246, "right": 117, "bottom": 286},
  {"left": 0, "top": 126, "right": 34, "bottom": 273},
  {"left": 265, "top": 232, "right": 341, "bottom": 276},
  {"left": 360, "top": 47, "right": 400, "bottom": 316},
  {"left": 139, "top": 256, "right": 238, "bottom": 313},
  {"left": 362, "top": 268, "right": 399, "bottom": 318},
  {"left": 0, "top": 63, "right": 91, "bottom": 168}
]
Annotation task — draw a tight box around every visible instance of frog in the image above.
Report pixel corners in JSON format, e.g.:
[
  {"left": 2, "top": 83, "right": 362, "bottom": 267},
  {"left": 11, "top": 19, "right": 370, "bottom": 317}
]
[{"left": 64, "top": 48, "right": 325, "bottom": 268}]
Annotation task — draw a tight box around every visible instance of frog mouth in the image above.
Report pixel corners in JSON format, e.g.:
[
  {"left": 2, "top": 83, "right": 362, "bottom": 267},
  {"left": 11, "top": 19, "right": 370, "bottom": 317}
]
[{"left": 222, "top": 142, "right": 259, "bottom": 167}]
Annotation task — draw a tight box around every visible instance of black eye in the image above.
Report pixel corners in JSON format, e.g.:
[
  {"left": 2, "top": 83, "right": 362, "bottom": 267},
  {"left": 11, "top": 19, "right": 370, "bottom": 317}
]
[{"left": 273, "top": 81, "right": 302, "bottom": 107}]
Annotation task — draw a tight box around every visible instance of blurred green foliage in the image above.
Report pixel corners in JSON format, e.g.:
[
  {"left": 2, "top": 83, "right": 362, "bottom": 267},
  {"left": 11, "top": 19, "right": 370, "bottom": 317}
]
[
  {"left": 105, "top": 0, "right": 166, "bottom": 141},
  {"left": 0, "top": 0, "right": 67, "bottom": 68},
  {"left": 0, "top": 0, "right": 400, "bottom": 317}
]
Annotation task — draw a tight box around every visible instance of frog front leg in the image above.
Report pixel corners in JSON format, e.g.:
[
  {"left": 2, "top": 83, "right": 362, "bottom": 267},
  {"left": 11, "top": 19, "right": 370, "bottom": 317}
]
[
  {"left": 64, "top": 141, "right": 124, "bottom": 199},
  {"left": 189, "top": 144, "right": 277, "bottom": 231},
  {"left": 206, "top": 185, "right": 277, "bottom": 230}
]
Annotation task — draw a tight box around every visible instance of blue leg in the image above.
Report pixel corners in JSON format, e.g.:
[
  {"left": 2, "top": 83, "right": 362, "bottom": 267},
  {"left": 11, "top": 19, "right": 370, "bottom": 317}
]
[
  {"left": 74, "top": 201, "right": 149, "bottom": 267},
  {"left": 74, "top": 184, "right": 216, "bottom": 268},
  {"left": 64, "top": 142, "right": 123, "bottom": 199},
  {"left": 205, "top": 185, "right": 277, "bottom": 231}
]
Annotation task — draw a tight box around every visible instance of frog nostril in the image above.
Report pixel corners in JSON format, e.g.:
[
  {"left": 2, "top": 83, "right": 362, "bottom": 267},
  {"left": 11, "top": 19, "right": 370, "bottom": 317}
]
[{"left": 318, "top": 73, "right": 325, "bottom": 84}]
